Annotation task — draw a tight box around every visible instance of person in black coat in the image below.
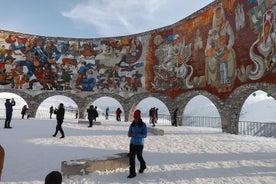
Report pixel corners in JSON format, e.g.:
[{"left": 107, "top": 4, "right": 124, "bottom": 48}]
[
  {"left": 44, "top": 171, "right": 62, "bottom": 184},
  {"left": 87, "top": 105, "right": 96, "bottom": 127},
  {"left": 52, "top": 103, "right": 65, "bottom": 138},
  {"left": 172, "top": 108, "right": 178, "bottom": 127},
  {"left": 4, "top": 98, "right": 16, "bottom": 128},
  {"left": 21, "top": 105, "right": 28, "bottom": 119},
  {"left": 49, "top": 106, "right": 54, "bottom": 119}
]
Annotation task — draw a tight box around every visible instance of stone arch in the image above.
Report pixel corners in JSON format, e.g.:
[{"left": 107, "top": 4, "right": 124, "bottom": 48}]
[
  {"left": 0, "top": 89, "right": 34, "bottom": 117},
  {"left": 223, "top": 83, "right": 276, "bottom": 134},
  {"left": 124, "top": 92, "right": 173, "bottom": 122},
  {"left": 175, "top": 90, "right": 224, "bottom": 126},
  {"left": 32, "top": 92, "right": 82, "bottom": 118},
  {"left": 239, "top": 89, "right": 276, "bottom": 122},
  {"left": 0, "top": 89, "right": 32, "bottom": 104},
  {"left": 77, "top": 93, "right": 127, "bottom": 120}
]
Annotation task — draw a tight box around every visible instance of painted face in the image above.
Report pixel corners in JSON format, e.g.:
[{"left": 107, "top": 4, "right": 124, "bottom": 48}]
[{"left": 215, "top": 8, "right": 223, "bottom": 27}]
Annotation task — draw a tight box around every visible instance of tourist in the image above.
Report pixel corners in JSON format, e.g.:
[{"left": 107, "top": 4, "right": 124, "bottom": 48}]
[
  {"left": 105, "top": 106, "right": 109, "bottom": 120},
  {"left": 4, "top": 98, "right": 16, "bottom": 128},
  {"left": 127, "top": 109, "right": 147, "bottom": 178},
  {"left": 115, "top": 108, "right": 122, "bottom": 121},
  {"left": 87, "top": 105, "right": 96, "bottom": 127},
  {"left": 21, "top": 105, "right": 28, "bottom": 119},
  {"left": 172, "top": 108, "right": 178, "bottom": 126},
  {"left": 94, "top": 106, "right": 99, "bottom": 121},
  {"left": 44, "top": 171, "right": 62, "bottom": 184},
  {"left": 52, "top": 103, "right": 65, "bottom": 138},
  {"left": 49, "top": 106, "right": 54, "bottom": 119},
  {"left": 75, "top": 108, "right": 79, "bottom": 119}
]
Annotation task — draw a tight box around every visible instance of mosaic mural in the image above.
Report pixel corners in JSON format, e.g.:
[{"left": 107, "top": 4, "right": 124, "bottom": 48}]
[
  {"left": 147, "top": 0, "right": 276, "bottom": 98},
  {"left": 0, "top": 34, "right": 146, "bottom": 97},
  {"left": 0, "top": 0, "right": 275, "bottom": 99}
]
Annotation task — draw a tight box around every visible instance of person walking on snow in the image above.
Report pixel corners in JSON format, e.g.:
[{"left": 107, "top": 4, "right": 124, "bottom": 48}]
[
  {"left": 52, "top": 103, "right": 65, "bottom": 138},
  {"left": 127, "top": 109, "right": 147, "bottom": 178}
]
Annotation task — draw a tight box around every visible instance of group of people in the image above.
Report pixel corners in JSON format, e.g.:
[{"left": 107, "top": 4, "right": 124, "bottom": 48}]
[
  {"left": 87, "top": 105, "right": 99, "bottom": 127},
  {"left": 2, "top": 98, "right": 149, "bottom": 180},
  {"left": 2, "top": 100, "right": 148, "bottom": 179}
]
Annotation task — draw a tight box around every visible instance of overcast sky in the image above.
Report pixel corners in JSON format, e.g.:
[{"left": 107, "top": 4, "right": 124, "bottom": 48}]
[{"left": 0, "top": 0, "right": 214, "bottom": 38}]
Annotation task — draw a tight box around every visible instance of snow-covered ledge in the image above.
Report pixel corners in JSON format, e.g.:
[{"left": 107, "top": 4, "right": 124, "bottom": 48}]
[{"left": 61, "top": 153, "right": 128, "bottom": 177}]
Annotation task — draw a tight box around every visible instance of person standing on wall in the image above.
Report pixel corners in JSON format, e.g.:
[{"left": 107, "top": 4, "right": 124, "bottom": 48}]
[
  {"left": 52, "top": 103, "right": 65, "bottom": 138},
  {"left": 127, "top": 109, "right": 147, "bottom": 178},
  {"left": 4, "top": 98, "right": 15, "bottom": 128}
]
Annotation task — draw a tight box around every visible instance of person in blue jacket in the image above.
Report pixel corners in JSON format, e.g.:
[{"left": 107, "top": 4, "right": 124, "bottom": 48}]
[{"left": 127, "top": 109, "right": 147, "bottom": 178}]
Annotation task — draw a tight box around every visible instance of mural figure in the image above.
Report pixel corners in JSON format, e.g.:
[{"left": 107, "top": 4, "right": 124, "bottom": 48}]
[
  {"left": 247, "top": 0, "right": 276, "bottom": 81},
  {"left": 205, "top": 4, "right": 236, "bottom": 92},
  {"left": 151, "top": 33, "right": 194, "bottom": 91}
]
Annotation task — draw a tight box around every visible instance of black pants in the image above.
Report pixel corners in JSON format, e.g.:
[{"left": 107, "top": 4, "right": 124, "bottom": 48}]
[
  {"left": 172, "top": 118, "right": 177, "bottom": 126},
  {"left": 129, "top": 143, "right": 146, "bottom": 175},
  {"left": 53, "top": 122, "right": 64, "bottom": 137},
  {"left": 4, "top": 113, "right": 12, "bottom": 128},
  {"left": 88, "top": 118, "right": 93, "bottom": 127},
  {"left": 116, "top": 115, "right": 121, "bottom": 121}
]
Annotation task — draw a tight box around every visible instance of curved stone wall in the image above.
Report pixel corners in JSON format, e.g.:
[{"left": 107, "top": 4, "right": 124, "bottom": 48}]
[{"left": 0, "top": 0, "right": 275, "bottom": 134}]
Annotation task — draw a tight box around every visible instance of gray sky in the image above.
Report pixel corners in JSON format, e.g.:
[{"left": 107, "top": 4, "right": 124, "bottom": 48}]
[{"left": 0, "top": 0, "right": 214, "bottom": 38}]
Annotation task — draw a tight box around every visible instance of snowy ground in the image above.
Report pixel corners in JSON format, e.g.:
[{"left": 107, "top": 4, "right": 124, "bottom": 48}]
[{"left": 0, "top": 118, "right": 276, "bottom": 184}]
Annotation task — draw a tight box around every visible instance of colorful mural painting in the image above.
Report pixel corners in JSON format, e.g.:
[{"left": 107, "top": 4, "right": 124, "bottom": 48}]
[
  {"left": 147, "top": 0, "right": 276, "bottom": 98},
  {"left": 0, "top": 34, "right": 145, "bottom": 96},
  {"left": 0, "top": 0, "right": 276, "bottom": 99}
]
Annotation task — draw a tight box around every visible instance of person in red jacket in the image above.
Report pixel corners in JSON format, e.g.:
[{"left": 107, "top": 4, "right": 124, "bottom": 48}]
[{"left": 115, "top": 108, "right": 122, "bottom": 121}]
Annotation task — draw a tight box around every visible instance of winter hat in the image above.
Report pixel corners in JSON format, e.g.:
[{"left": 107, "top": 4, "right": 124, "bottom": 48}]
[
  {"left": 45, "top": 171, "right": 62, "bottom": 184},
  {"left": 133, "top": 109, "right": 141, "bottom": 119}
]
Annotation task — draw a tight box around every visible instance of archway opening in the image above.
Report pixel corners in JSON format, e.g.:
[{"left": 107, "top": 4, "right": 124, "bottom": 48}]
[
  {"left": 37, "top": 95, "right": 78, "bottom": 120},
  {"left": 92, "top": 97, "right": 124, "bottom": 121},
  {"left": 136, "top": 97, "right": 170, "bottom": 125},
  {"left": 183, "top": 95, "right": 221, "bottom": 128},
  {"left": 239, "top": 90, "right": 276, "bottom": 137},
  {"left": 0, "top": 92, "right": 28, "bottom": 119}
]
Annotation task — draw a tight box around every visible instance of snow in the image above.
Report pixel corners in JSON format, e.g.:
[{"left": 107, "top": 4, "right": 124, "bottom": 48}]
[{"left": 1, "top": 118, "right": 276, "bottom": 184}]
